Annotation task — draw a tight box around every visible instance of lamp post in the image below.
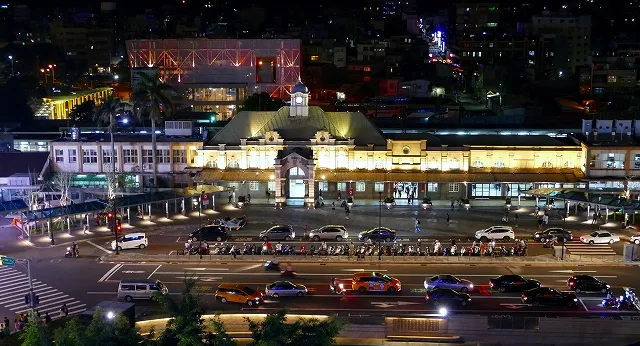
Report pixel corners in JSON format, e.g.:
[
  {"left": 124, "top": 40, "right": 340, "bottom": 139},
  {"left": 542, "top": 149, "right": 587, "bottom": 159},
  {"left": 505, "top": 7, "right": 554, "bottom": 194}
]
[
  {"left": 8, "top": 55, "right": 13, "bottom": 76},
  {"left": 378, "top": 191, "right": 382, "bottom": 227},
  {"left": 40, "top": 69, "right": 47, "bottom": 84},
  {"left": 48, "top": 64, "right": 56, "bottom": 84},
  {"left": 112, "top": 201, "right": 119, "bottom": 255}
]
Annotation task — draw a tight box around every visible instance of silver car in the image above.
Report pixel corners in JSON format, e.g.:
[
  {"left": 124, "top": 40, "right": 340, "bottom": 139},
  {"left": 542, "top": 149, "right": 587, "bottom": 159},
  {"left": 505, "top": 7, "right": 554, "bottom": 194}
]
[
  {"left": 424, "top": 274, "right": 474, "bottom": 293},
  {"left": 264, "top": 281, "right": 308, "bottom": 298},
  {"left": 307, "top": 225, "right": 348, "bottom": 241},
  {"left": 259, "top": 225, "right": 295, "bottom": 241}
]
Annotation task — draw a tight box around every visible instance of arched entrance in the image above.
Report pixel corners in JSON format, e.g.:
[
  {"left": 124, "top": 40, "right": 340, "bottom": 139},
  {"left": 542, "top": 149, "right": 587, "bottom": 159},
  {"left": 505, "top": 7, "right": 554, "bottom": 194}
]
[{"left": 288, "top": 167, "right": 306, "bottom": 198}]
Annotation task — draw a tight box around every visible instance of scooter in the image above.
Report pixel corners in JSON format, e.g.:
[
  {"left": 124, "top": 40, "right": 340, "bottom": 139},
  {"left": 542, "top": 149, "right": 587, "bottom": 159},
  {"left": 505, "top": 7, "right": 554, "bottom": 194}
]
[
  {"left": 264, "top": 260, "right": 280, "bottom": 271},
  {"left": 330, "top": 278, "right": 344, "bottom": 294},
  {"left": 64, "top": 247, "right": 78, "bottom": 258}
]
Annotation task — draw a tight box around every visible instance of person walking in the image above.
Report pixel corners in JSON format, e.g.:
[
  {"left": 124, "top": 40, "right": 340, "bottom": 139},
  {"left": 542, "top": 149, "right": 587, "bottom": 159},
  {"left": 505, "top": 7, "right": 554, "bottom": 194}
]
[
  {"left": 514, "top": 214, "right": 519, "bottom": 227},
  {"left": 247, "top": 193, "right": 251, "bottom": 204},
  {"left": 337, "top": 191, "right": 342, "bottom": 201},
  {"left": 345, "top": 206, "right": 350, "bottom": 219},
  {"left": 60, "top": 303, "right": 68, "bottom": 318},
  {"left": 44, "top": 313, "right": 51, "bottom": 325},
  {"left": 450, "top": 198, "right": 455, "bottom": 210},
  {"left": 446, "top": 213, "right": 450, "bottom": 223},
  {"left": 414, "top": 217, "right": 421, "bottom": 233},
  {"left": 228, "top": 193, "right": 232, "bottom": 204}
]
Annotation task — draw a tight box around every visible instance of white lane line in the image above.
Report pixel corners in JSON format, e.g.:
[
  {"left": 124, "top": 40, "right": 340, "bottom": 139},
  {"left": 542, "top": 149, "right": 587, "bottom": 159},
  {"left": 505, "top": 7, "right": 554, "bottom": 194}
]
[
  {"left": 182, "top": 268, "right": 229, "bottom": 271},
  {"left": 0, "top": 288, "right": 55, "bottom": 304},
  {"left": 175, "top": 237, "right": 183, "bottom": 243},
  {"left": 5, "top": 292, "right": 66, "bottom": 307},
  {"left": 579, "top": 299, "right": 589, "bottom": 311},
  {"left": 147, "top": 265, "right": 162, "bottom": 279},
  {"left": 87, "top": 292, "right": 117, "bottom": 295},
  {"left": 0, "top": 273, "right": 28, "bottom": 283},
  {"left": 0, "top": 280, "right": 36, "bottom": 291},
  {"left": 14, "top": 297, "right": 75, "bottom": 313},
  {"left": 99, "top": 264, "right": 123, "bottom": 282},
  {"left": 241, "top": 264, "right": 263, "bottom": 271},
  {"left": 87, "top": 240, "right": 113, "bottom": 254},
  {"left": 0, "top": 284, "right": 47, "bottom": 298},
  {"left": 549, "top": 270, "right": 598, "bottom": 274}
]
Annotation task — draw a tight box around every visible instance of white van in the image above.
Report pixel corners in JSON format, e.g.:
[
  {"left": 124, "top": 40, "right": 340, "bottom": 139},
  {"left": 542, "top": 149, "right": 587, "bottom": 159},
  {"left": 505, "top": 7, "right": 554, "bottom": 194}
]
[{"left": 117, "top": 279, "right": 168, "bottom": 302}]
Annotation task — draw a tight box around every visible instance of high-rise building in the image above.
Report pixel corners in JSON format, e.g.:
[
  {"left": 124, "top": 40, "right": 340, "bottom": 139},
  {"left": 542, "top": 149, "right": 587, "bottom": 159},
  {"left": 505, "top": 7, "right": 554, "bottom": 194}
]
[{"left": 530, "top": 12, "right": 591, "bottom": 79}]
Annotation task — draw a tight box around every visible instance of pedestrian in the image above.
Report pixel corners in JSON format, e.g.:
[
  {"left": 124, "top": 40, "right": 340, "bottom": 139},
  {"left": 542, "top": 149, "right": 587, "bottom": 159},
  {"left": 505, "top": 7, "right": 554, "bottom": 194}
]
[
  {"left": 450, "top": 198, "right": 454, "bottom": 210},
  {"left": 2, "top": 322, "right": 8, "bottom": 337},
  {"left": 332, "top": 201, "right": 335, "bottom": 210},
  {"left": 543, "top": 214, "right": 549, "bottom": 225},
  {"left": 266, "top": 190, "right": 271, "bottom": 202},
  {"left": 514, "top": 214, "right": 519, "bottom": 227},
  {"left": 2, "top": 317, "right": 7, "bottom": 330},
  {"left": 337, "top": 191, "right": 342, "bottom": 200},
  {"left": 446, "top": 213, "right": 450, "bottom": 223},
  {"left": 228, "top": 193, "right": 232, "bottom": 204},
  {"left": 414, "top": 217, "right": 421, "bottom": 233},
  {"left": 345, "top": 206, "right": 350, "bottom": 219},
  {"left": 83, "top": 222, "right": 88, "bottom": 235},
  {"left": 592, "top": 212, "right": 597, "bottom": 225},
  {"left": 13, "top": 319, "right": 19, "bottom": 332},
  {"left": 60, "top": 303, "right": 68, "bottom": 318},
  {"left": 247, "top": 193, "right": 251, "bottom": 204}
]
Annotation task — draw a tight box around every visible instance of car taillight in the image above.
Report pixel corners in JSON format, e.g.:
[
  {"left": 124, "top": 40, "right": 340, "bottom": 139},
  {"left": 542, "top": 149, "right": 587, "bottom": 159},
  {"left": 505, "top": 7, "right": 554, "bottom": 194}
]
[
  {"left": 490, "top": 282, "right": 494, "bottom": 288},
  {"left": 569, "top": 281, "right": 574, "bottom": 286}
]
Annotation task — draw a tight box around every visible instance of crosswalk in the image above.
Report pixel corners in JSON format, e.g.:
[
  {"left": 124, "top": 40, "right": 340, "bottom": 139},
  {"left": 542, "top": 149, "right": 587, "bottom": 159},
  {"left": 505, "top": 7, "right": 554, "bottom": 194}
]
[
  {"left": 0, "top": 267, "right": 86, "bottom": 319},
  {"left": 564, "top": 243, "right": 617, "bottom": 255}
]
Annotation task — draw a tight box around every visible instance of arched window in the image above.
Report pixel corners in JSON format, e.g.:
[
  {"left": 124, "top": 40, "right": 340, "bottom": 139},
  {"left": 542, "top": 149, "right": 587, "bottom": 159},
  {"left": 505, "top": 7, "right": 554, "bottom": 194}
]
[
  {"left": 289, "top": 167, "right": 305, "bottom": 177},
  {"left": 494, "top": 160, "right": 505, "bottom": 168},
  {"left": 206, "top": 160, "right": 218, "bottom": 168},
  {"left": 266, "top": 150, "right": 277, "bottom": 168},
  {"left": 428, "top": 159, "right": 439, "bottom": 170},
  {"left": 448, "top": 159, "right": 460, "bottom": 170},
  {"left": 564, "top": 161, "right": 575, "bottom": 168},
  {"left": 375, "top": 159, "right": 386, "bottom": 169},
  {"left": 541, "top": 160, "right": 553, "bottom": 168},
  {"left": 337, "top": 151, "right": 348, "bottom": 168},
  {"left": 227, "top": 159, "right": 240, "bottom": 169},
  {"left": 471, "top": 160, "right": 484, "bottom": 168}
]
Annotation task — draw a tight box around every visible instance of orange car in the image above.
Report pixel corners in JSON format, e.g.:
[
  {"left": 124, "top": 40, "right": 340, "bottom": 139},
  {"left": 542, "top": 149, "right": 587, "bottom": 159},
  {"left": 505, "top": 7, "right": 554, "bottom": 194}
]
[{"left": 352, "top": 272, "right": 401, "bottom": 293}]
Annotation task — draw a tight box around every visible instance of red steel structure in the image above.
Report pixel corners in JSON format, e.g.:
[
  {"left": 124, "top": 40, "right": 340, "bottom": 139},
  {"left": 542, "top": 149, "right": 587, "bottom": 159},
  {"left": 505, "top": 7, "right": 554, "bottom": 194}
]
[{"left": 126, "top": 39, "right": 301, "bottom": 97}]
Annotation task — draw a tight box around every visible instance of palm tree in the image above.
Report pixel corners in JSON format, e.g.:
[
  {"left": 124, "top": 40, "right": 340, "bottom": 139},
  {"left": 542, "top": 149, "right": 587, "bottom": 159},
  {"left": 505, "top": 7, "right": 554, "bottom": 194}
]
[
  {"left": 93, "top": 95, "right": 124, "bottom": 199},
  {"left": 132, "top": 72, "right": 175, "bottom": 188}
]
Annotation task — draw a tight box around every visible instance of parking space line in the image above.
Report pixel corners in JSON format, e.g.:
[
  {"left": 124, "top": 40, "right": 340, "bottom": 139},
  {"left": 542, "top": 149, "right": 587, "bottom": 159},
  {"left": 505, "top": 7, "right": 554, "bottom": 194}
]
[
  {"left": 175, "top": 237, "right": 183, "bottom": 243},
  {"left": 147, "top": 265, "right": 162, "bottom": 279},
  {"left": 579, "top": 299, "right": 589, "bottom": 311},
  {"left": 99, "top": 264, "right": 123, "bottom": 282}
]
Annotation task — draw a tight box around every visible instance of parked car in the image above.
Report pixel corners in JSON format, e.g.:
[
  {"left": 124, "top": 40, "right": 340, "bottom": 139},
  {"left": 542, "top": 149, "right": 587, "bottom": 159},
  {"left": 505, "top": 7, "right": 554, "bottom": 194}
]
[
  {"left": 307, "top": 225, "right": 348, "bottom": 241},
  {"left": 475, "top": 226, "right": 515, "bottom": 241},
  {"left": 580, "top": 231, "right": 620, "bottom": 245},
  {"left": 534, "top": 228, "right": 573, "bottom": 242},
  {"left": 111, "top": 233, "right": 148, "bottom": 251},
  {"left": 521, "top": 287, "right": 578, "bottom": 307},
  {"left": 215, "top": 284, "right": 263, "bottom": 306},
  {"left": 189, "top": 225, "right": 230, "bottom": 242},
  {"left": 117, "top": 279, "right": 167, "bottom": 302},
  {"left": 265, "top": 281, "right": 308, "bottom": 298},
  {"left": 630, "top": 234, "right": 640, "bottom": 245},
  {"left": 425, "top": 288, "right": 472, "bottom": 307},
  {"left": 218, "top": 216, "right": 247, "bottom": 230},
  {"left": 567, "top": 275, "right": 610, "bottom": 294},
  {"left": 489, "top": 275, "right": 541, "bottom": 293},
  {"left": 259, "top": 225, "right": 295, "bottom": 241},
  {"left": 424, "top": 274, "right": 474, "bottom": 293},
  {"left": 358, "top": 227, "right": 397, "bottom": 242}
]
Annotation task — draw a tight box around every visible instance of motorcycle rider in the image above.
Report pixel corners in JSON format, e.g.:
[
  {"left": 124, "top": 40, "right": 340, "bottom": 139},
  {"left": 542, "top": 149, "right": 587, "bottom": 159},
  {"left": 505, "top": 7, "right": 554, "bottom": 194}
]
[
  {"left": 71, "top": 242, "right": 79, "bottom": 257},
  {"left": 275, "top": 242, "right": 282, "bottom": 255}
]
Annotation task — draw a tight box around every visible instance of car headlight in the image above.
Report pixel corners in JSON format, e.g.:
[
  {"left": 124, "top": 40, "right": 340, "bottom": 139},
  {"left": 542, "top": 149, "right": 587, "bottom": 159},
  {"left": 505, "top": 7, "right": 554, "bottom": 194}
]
[
  {"left": 535, "top": 234, "right": 540, "bottom": 238},
  {"left": 469, "top": 284, "right": 474, "bottom": 290},
  {"left": 606, "top": 285, "right": 611, "bottom": 288},
  {"left": 573, "top": 298, "right": 578, "bottom": 302},
  {"left": 339, "top": 283, "right": 344, "bottom": 289}
]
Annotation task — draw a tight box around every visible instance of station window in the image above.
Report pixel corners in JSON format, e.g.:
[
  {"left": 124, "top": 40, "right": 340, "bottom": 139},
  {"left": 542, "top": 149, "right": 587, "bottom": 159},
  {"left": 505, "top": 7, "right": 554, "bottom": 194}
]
[
  {"left": 318, "top": 181, "right": 329, "bottom": 191},
  {"left": 337, "top": 182, "right": 347, "bottom": 191},
  {"left": 449, "top": 183, "right": 460, "bottom": 193},
  {"left": 374, "top": 182, "right": 384, "bottom": 192},
  {"left": 249, "top": 182, "right": 260, "bottom": 191},
  {"left": 427, "top": 183, "right": 438, "bottom": 192},
  {"left": 356, "top": 182, "right": 366, "bottom": 192}
]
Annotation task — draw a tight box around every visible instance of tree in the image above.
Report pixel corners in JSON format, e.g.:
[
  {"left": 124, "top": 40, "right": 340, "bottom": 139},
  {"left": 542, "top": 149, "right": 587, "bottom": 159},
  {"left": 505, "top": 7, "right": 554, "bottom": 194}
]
[
  {"left": 245, "top": 309, "right": 343, "bottom": 346},
  {"left": 93, "top": 95, "right": 125, "bottom": 199},
  {"left": 241, "top": 92, "right": 285, "bottom": 111},
  {"left": 206, "top": 316, "right": 237, "bottom": 346},
  {"left": 154, "top": 278, "right": 206, "bottom": 346},
  {"left": 69, "top": 100, "right": 95, "bottom": 122},
  {"left": 20, "top": 312, "right": 51, "bottom": 346},
  {"left": 132, "top": 72, "right": 175, "bottom": 188},
  {"left": 52, "top": 170, "right": 74, "bottom": 207},
  {"left": 53, "top": 310, "right": 144, "bottom": 346}
]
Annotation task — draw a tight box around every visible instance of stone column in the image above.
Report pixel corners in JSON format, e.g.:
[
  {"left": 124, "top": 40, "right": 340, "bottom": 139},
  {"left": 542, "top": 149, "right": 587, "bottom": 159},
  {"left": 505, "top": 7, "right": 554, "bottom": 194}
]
[
  {"left": 274, "top": 163, "right": 286, "bottom": 205},
  {"left": 304, "top": 164, "right": 316, "bottom": 207}
]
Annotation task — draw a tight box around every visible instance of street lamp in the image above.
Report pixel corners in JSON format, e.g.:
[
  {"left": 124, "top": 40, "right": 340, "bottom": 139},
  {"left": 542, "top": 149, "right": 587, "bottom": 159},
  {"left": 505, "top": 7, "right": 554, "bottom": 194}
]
[
  {"left": 40, "top": 69, "right": 48, "bottom": 84},
  {"left": 378, "top": 191, "right": 382, "bottom": 227},
  {"left": 48, "top": 64, "right": 56, "bottom": 84},
  {"left": 8, "top": 55, "right": 13, "bottom": 76}
]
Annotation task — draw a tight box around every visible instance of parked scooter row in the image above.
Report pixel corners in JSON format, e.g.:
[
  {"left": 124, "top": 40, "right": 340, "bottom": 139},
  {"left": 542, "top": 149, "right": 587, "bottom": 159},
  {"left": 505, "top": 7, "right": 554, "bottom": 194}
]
[{"left": 602, "top": 288, "right": 640, "bottom": 311}]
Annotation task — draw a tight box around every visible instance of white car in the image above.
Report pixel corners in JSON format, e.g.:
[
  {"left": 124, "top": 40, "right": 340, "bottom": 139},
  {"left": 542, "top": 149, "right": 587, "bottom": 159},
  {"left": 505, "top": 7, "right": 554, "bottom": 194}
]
[
  {"left": 111, "top": 233, "right": 148, "bottom": 251},
  {"left": 475, "top": 226, "right": 515, "bottom": 241},
  {"left": 580, "top": 231, "right": 620, "bottom": 245},
  {"left": 631, "top": 234, "right": 640, "bottom": 245}
]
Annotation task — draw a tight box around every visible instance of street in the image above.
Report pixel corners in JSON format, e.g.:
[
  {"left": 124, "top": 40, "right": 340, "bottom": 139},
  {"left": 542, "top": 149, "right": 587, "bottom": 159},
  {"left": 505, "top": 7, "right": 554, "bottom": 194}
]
[{"left": 0, "top": 203, "right": 638, "bottom": 324}]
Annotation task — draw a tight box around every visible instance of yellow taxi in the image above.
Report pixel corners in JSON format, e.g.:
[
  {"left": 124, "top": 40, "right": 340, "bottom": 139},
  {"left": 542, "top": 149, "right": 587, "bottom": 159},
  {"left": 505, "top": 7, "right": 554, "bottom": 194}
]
[
  {"left": 352, "top": 272, "right": 401, "bottom": 293},
  {"left": 215, "top": 283, "right": 264, "bottom": 306}
]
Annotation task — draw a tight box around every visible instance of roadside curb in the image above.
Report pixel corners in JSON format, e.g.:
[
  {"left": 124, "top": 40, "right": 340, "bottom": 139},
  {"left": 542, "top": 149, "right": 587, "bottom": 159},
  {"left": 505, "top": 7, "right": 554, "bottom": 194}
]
[{"left": 100, "top": 254, "right": 638, "bottom": 267}]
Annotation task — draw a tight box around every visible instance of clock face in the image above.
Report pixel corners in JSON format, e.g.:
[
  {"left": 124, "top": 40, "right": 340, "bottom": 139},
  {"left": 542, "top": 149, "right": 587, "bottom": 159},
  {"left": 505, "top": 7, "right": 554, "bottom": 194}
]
[{"left": 295, "top": 96, "right": 303, "bottom": 104}]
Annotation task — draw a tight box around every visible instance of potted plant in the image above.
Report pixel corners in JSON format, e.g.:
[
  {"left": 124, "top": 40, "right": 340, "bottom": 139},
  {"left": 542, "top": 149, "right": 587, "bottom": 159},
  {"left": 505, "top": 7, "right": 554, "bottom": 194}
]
[
  {"left": 422, "top": 197, "right": 432, "bottom": 210},
  {"left": 347, "top": 197, "right": 354, "bottom": 208},
  {"left": 461, "top": 198, "right": 470, "bottom": 210},
  {"left": 384, "top": 196, "right": 395, "bottom": 209}
]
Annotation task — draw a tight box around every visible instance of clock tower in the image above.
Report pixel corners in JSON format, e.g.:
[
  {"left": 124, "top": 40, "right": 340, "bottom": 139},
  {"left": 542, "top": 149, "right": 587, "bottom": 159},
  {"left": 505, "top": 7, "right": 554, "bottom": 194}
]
[{"left": 289, "top": 78, "right": 309, "bottom": 117}]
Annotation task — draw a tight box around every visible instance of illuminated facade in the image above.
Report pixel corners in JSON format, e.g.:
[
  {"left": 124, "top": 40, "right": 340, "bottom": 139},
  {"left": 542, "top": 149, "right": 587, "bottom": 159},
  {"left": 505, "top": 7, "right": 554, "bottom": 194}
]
[
  {"left": 195, "top": 81, "right": 587, "bottom": 205},
  {"left": 126, "top": 39, "right": 301, "bottom": 120},
  {"left": 37, "top": 88, "right": 113, "bottom": 120}
]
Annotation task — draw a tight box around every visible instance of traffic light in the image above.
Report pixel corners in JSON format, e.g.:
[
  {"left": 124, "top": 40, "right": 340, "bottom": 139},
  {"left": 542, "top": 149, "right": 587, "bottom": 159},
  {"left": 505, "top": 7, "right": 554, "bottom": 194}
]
[
  {"left": 33, "top": 293, "right": 39, "bottom": 306},
  {"left": 24, "top": 292, "right": 39, "bottom": 308},
  {"left": 107, "top": 212, "right": 114, "bottom": 219},
  {"left": 115, "top": 220, "right": 122, "bottom": 232}
]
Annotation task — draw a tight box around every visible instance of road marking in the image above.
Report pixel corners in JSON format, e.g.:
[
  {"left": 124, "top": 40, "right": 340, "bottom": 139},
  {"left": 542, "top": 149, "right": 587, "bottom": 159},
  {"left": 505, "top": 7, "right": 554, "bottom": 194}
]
[
  {"left": 241, "top": 264, "right": 263, "bottom": 271},
  {"left": 122, "top": 271, "right": 145, "bottom": 274},
  {"left": 183, "top": 268, "right": 207, "bottom": 271},
  {"left": 499, "top": 303, "right": 528, "bottom": 309},
  {"left": 87, "top": 240, "right": 113, "bottom": 254},
  {"left": 175, "top": 237, "right": 183, "bottom": 243},
  {"left": 147, "top": 265, "right": 162, "bottom": 279},
  {"left": 341, "top": 269, "right": 387, "bottom": 272},
  {"left": 579, "top": 299, "right": 589, "bottom": 311},
  {"left": 200, "top": 277, "right": 222, "bottom": 282},
  {"left": 99, "top": 264, "right": 123, "bottom": 282},
  {"left": 549, "top": 270, "right": 597, "bottom": 274}
]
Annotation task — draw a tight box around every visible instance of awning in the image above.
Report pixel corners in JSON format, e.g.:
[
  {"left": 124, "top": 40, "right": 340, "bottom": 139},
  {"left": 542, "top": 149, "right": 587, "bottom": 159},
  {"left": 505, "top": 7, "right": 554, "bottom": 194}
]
[{"left": 196, "top": 169, "right": 274, "bottom": 182}]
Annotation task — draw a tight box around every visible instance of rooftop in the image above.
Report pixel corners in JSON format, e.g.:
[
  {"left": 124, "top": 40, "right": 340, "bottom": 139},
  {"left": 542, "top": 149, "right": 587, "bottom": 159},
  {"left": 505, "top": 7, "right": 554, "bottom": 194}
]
[
  {"left": 0, "top": 152, "right": 50, "bottom": 177},
  {"left": 42, "top": 87, "right": 113, "bottom": 104},
  {"left": 53, "top": 133, "right": 203, "bottom": 143},
  {"left": 385, "top": 133, "right": 580, "bottom": 148}
]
